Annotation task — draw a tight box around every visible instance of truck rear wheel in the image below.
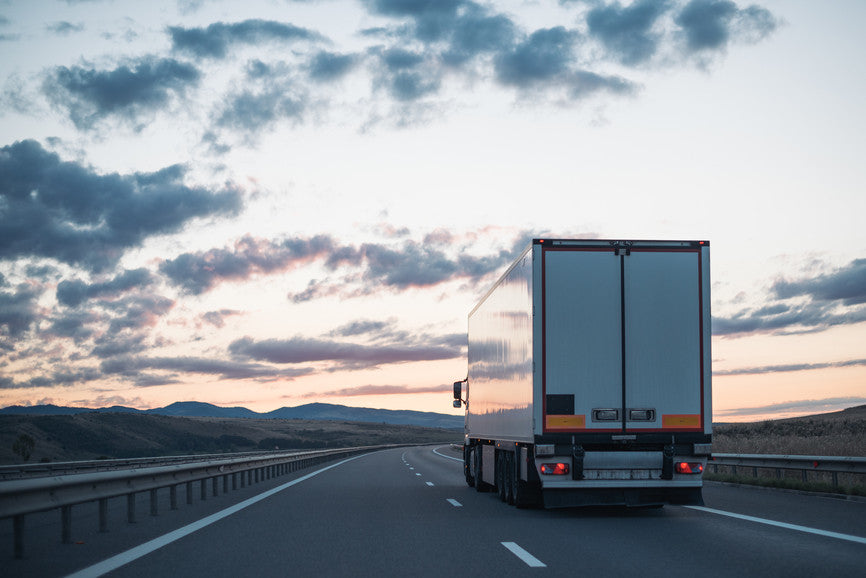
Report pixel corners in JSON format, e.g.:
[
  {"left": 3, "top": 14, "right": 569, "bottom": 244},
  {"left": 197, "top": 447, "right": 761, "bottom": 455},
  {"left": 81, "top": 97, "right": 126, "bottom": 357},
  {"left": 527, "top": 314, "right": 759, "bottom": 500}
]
[{"left": 464, "top": 446, "right": 475, "bottom": 487}]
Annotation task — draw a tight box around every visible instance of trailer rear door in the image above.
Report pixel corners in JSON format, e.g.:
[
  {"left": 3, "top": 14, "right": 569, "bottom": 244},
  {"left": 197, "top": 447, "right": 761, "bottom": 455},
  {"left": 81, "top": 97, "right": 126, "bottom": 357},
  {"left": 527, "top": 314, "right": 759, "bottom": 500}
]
[{"left": 541, "top": 241, "right": 707, "bottom": 434}]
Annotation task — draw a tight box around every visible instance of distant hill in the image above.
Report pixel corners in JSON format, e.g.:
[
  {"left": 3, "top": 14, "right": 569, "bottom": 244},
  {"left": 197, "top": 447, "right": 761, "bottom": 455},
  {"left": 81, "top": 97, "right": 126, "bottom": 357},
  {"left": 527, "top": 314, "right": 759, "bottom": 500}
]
[{"left": 0, "top": 401, "right": 464, "bottom": 430}]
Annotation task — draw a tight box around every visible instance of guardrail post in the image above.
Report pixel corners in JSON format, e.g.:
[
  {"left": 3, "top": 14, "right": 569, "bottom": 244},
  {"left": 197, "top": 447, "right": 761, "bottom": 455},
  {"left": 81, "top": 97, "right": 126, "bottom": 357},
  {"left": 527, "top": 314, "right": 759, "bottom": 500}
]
[
  {"left": 150, "top": 489, "right": 158, "bottom": 516},
  {"left": 13, "top": 514, "right": 24, "bottom": 559},
  {"left": 170, "top": 485, "right": 178, "bottom": 510},
  {"left": 240, "top": 470, "right": 246, "bottom": 488},
  {"left": 223, "top": 474, "right": 229, "bottom": 493},
  {"left": 212, "top": 477, "right": 218, "bottom": 497},
  {"left": 832, "top": 472, "right": 839, "bottom": 487},
  {"left": 232, "top": 472, "right": 238, "bottom": 490},
  {"left": 201, "top": 479, "right": 207, "bottom": 501},
  {"left": 61, "top": 505, "right": 72, "bottom": 544},
  {"left": 186, "top": 481, "right": 193, "bottom": 505},
  {"left": 99, "top": 498, "right": 108, "bottom": 532},
  {"left": 127, "top": 493, "right": 136, "bottom": 523}
]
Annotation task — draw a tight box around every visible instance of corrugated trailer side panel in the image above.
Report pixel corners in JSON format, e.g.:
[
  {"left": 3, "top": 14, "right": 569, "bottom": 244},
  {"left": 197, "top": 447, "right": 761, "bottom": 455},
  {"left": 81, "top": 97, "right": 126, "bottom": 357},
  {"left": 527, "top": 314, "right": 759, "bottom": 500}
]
[{"left": 466, "top": 245, "right": 535, "bottom": 443}]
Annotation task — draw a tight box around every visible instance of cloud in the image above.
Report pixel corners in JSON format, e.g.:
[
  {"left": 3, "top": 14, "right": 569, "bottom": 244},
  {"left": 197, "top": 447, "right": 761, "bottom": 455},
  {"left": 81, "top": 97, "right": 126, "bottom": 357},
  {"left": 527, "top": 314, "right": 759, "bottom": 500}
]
[
  {"left": 229, "top": 324, "right": 464, "bottom": 370},
  {"left": 160, "top": 235, "right": 335, "bottom": 295},
  {"left": 675, "top": 0, "right": 778, "bottom": 54},
  {"left": 56, "top": 268, "right": 155, "bottom": 307},
  {"left": 305, "top": 383, "right": 452, "bottom": 397},
  {"left": 306, "top": 50, "right": 362, "bottom": 82},
  {"left": 494, "top": 26, "right": 637, "bottom": 98},
  {"left": 100, "top": 355, "right": 314, "bottom": 383},
  {"left": 168, "top": 19, "right": 324, "bottom": 59},
  {"left": 162, "top": 232, "right": 517, "bottom": 298},
  {"left": 46, "top": 21, "right": 85, "bottom": 35},
  {"left": 0, "top": 283, "right": 41, "bottom": 339},
  {"left": 715, "top": 358, "right": 866, "bottom": 376},
  {"left": 200, "top": 309, "right": 243, "bottom": 328},
  {"left": 772, "top": 259, "right": 866, "bottom": 306},
  {"left": 714, "top": 259, "right": 866, "bottom": 337},
  {"left": 586, "top": 0, "right": 671, "bottom": 65},
  {"left": 715, "top": 396, "right": 866, "bottom": 418},
  {"left": 0, "top": 140, "right": 242, "bottom": 272},
  {"left": 43, "top": 56, "right": 201, "bottom": 130}
]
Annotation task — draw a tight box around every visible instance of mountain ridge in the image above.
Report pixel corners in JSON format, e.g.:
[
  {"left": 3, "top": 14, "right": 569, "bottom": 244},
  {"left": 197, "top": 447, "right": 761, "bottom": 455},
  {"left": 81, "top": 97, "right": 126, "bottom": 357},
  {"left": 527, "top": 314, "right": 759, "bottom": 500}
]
[{"left": 0, "top": 401, "right": 464, "bottom": 430}]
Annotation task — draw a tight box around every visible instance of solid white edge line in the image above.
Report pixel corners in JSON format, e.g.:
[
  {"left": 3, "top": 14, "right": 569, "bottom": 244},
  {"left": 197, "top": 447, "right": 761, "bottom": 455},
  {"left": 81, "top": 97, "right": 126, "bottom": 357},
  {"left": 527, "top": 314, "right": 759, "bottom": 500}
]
[
  {"left": 684, "top": 505, "right": 866, "bottom": 545},
  {"left": 66, "top": 454, "right": 370, "bottom": 578},
  {"left": 501, "top": 541, "right": 546, "bottom": 568},
  {"left": 432, "top": 446, "right": 463, "bottom": 462}
]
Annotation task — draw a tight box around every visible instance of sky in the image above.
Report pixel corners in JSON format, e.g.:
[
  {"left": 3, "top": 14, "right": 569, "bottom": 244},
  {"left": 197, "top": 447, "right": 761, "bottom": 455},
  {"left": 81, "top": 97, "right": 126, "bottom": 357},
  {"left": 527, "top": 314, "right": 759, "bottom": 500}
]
[{"left": 0, "top": 0, "right": 864, "bottom": 422}]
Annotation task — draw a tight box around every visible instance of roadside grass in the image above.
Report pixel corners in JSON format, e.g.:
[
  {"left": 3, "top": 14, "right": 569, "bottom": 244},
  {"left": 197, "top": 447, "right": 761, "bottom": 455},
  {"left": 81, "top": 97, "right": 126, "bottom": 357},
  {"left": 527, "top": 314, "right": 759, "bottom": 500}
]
[{"left": 708, "top": 406, "right": 866, "bottom": 496}]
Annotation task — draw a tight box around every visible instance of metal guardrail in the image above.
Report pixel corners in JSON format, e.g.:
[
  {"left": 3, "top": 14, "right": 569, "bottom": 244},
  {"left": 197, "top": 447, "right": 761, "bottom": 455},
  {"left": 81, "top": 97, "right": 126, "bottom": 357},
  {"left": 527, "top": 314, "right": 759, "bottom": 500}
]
[
  {"left": 0, "top": 445, "right": 399, "bottom": 559},
  {"left": 0, "top": 450, "right": 295, "bottom": 481},
  {"left": 708, "top": 453, "right": 866, "bottom": 487}
]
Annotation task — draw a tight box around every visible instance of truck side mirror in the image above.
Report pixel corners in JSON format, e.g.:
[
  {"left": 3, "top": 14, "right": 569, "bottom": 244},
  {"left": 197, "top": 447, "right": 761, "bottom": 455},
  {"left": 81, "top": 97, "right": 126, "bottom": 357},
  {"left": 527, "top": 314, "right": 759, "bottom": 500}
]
[
  {"left": 453, "top": 399, "right": 462, "bottom": 408},
  {"left": 453, "top": 380, "right": 463, "bottom": 400}
]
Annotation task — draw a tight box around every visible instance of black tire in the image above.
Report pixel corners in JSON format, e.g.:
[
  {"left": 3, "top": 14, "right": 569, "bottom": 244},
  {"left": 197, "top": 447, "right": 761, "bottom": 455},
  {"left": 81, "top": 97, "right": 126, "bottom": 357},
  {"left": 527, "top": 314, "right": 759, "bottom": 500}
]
[
  {"left": 512, "top": 450, "right": 537, "bottom": 509},
  {"left": 464, "top": 446, "right": 475, "bottom": 488},
  {"left": 474, "top": 447, "right": 486, "bottom": 492}
]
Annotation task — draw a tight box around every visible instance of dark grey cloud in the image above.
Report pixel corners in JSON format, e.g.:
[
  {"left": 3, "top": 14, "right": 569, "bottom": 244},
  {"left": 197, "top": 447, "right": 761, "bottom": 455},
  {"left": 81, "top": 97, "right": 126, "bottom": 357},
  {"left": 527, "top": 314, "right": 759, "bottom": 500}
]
[
  {"left": 675, "top": 0, "right": 777, "bottom": 53},
  {"left": 57, "top": 268, "right": 155, "bottom": 307},
  {"left": 229, "top": 332, "right": 462, "bottom": 370},
  {"left": 160, "top": 235, "right": 335, "bottom": 295},
  {"left": 0, "top": 140, "right": 242, "bottom": 272},
  {"left": 715, "top": 358, "right": 866, "bottom": 376},
  {"left": 715, "top": 396, "right": 866, "bottom": 418},
  {"left": 168, "top": 19, "right": 324, "bottom": 59},
  {"left": 0, "top": 283, "right": 41, "bottom": 339},
  {"left": 587, "top": 0, "right": 670, "bottom": 65},
  {"left": 47, "top": 21, "right": 85, "bottom": 35},
  {"left": 305, "top": 383, "right": 451, "bottom": 397},
  {"left": 714, "top": 259, "right": 866, "bottom": 337},
  {"left": 214, "top": 83, "right": 307, "bottom": 134},
  {"left": 493, "top": 27, "right": 577, "bottom": 86},
  {"left": 772, "top": 259, "right": 866, "bottom": 306},
  {"left": 102, "top": 294, "right": 174, "bottom": 334},
  {"left": 162, "top": 233, "right": 516, "bottom": 298},
  {"left": 200, "top": 309, "right": 243, "bottom": 328},
  {"left": 307, "top": 51, "right": 361, "bottom": 82},
  {"left": 90, "top": 332, "right": 149, "bottom": 359},
  {"left": 43, "top": 56, "right": 201, "bottom": 130},
  {"left": 46, "top": 310, "right": 100, "bottom": 341},
  {"left": 100, "top": 355, "right": 314, "bottom": 383}
]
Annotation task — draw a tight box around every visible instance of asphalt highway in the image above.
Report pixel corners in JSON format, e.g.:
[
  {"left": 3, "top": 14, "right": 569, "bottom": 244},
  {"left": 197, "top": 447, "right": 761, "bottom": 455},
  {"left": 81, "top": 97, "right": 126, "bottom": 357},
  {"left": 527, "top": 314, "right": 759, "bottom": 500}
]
[{"left": 3, "top": 445, "right": 864, "bottom": 577}]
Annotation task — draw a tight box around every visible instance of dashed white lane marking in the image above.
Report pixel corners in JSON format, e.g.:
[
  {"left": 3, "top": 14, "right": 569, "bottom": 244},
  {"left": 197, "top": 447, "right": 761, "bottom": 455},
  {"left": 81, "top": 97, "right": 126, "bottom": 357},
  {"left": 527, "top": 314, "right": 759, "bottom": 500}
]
[
  {"left": 415, "top": 472, "right": 422, "bottom": 476},
  {"left": 501, "top": 542, "right": 546, "bottom": 568},
  {"left": 446, "top": 499, "right": 462, "bottom": 507},
  {"left": 66, "top": 454, "right": 369, "bottom": 578},
  {"left": 426, "top": 482, "right": 435, "bottom": 487},
  {"left": 684, "top": 506, "right": 866, "bottom": 545}
]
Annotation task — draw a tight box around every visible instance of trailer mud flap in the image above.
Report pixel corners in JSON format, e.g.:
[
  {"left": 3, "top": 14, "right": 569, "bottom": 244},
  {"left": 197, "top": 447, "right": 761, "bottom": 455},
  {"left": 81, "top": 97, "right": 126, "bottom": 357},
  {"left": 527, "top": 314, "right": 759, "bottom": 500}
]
[{"left": 571, "top": 444, "right": 585, "bottom": 480}]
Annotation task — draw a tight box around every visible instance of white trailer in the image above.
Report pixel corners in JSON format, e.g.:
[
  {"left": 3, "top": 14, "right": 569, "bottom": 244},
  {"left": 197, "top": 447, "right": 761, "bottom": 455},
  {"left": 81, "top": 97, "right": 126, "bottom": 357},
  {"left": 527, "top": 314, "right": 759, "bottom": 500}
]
[{"left": 453, "top": 239, "right": 712, "bottom": 507}]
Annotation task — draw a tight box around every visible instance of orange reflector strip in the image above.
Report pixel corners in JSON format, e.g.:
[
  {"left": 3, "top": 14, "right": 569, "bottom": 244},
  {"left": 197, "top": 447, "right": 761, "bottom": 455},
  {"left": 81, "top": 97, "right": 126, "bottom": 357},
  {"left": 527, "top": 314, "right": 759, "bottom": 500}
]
[
  {"left": 662, "top": 414, "right": 701, "bottom": 428},
  {"left": 546, "top": 415, "right": 586, "bottom": 429}
]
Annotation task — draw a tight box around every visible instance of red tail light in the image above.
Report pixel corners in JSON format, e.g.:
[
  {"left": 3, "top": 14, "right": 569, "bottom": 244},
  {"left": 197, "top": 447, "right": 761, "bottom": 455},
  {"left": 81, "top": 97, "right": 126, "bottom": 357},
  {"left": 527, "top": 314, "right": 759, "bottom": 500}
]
[
  {"left": 674, "top": 462, "right": 704, "bottom": 474},
  {"left": 541, "top": 463, "right": 569, "bottom": 475}
]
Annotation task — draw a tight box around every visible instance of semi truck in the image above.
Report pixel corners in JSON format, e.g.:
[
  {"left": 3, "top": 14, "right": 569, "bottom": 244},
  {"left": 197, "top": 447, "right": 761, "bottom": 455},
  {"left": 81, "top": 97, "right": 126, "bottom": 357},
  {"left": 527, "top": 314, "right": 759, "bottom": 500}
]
[{"left": 453, "top": 239, "right": 712, "bottom": 508}]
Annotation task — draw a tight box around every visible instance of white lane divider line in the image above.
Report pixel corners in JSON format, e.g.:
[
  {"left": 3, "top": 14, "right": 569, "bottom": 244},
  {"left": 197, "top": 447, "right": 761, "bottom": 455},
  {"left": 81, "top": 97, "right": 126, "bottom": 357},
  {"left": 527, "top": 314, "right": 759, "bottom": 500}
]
[
  {"left": 426, "top": 481, "right": 435, "bottom": 487},
  {"left": 684, "top": 506, "right": 866, "bottom": 545},
  {"left": 446, "top": 499, "right": 462, "bottom": 507},
  {"left": 415, "top": 472, "right": 422, "bottom": 476},
  {"left": 501, "top": 541, "right": 546, "bottom": 568}
]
